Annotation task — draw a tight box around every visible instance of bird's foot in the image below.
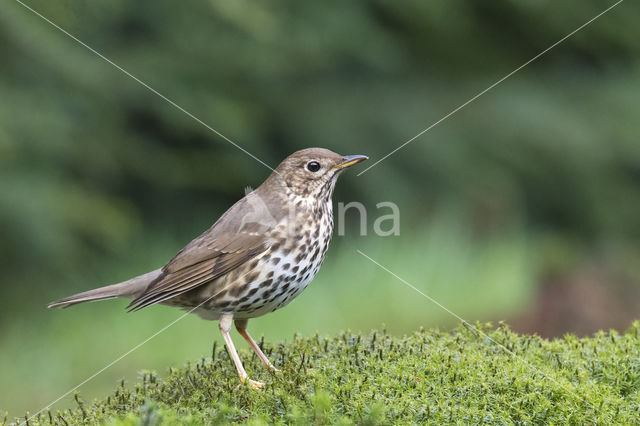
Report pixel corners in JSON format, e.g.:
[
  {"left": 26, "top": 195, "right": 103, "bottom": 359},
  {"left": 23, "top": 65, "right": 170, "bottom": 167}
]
[{"left": 247, "top": 378, "right": 265, "bottom": 389}]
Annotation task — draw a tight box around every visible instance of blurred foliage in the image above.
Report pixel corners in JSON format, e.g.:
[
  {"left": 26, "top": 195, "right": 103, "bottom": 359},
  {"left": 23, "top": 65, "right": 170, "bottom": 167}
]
[
  {"left": 11, "top": 323, "right": 640, "bottom": 424},
  {"left": 1, "top": 0, "right": 639, "bottom": 293},
  {"left": 1, "top": 0, "right": 640, "bottom": 418}
]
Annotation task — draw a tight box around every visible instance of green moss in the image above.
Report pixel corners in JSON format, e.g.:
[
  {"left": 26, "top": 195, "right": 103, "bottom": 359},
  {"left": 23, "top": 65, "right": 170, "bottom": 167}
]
[{"left": 19, "top": 322, "right": 640, "bottom": 424}]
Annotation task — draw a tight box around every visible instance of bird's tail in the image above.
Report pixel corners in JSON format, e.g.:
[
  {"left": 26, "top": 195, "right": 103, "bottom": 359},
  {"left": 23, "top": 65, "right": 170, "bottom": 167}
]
[{"left": 47, "top": 269, "right": 162, "bottom": 309}]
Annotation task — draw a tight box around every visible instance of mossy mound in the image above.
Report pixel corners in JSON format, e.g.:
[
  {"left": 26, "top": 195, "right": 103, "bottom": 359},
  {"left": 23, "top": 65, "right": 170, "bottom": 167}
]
[{"left": 19, "top": 322, "right": 640, "bottom": 424}]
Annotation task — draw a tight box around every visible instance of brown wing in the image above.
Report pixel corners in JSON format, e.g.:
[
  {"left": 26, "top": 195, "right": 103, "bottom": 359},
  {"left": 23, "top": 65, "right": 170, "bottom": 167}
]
[{"left": 127, "top": 192, "right": 277, "bottom": 311}]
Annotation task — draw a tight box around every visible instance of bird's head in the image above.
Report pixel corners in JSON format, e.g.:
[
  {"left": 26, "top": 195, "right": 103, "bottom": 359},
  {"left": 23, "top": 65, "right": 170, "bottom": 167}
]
[{"left": 268, "top": 148, "right": 368, "bottom": 200}]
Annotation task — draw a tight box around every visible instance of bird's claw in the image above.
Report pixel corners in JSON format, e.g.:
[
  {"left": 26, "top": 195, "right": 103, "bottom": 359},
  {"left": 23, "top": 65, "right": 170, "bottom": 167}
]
[
  {"left": 247, "top": 378, "right": 265, "bottom": 389},
  {"left": 268, "top": 365, "right": 280, "bottom": 373}
]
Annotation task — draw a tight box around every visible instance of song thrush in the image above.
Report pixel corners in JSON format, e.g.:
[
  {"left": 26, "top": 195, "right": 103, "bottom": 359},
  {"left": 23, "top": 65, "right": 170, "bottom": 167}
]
[{"left": 49, "top": 148, "right": 367, "bottom": 388}]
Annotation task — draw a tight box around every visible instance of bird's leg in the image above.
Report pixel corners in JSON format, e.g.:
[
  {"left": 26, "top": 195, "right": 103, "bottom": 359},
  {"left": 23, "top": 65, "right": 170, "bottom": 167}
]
[
  {"left": 234, "top": 319, "right": 279, "bottom": 372},
  {"left": 219, "top": 314, "right": 264, "bottom": 389}
]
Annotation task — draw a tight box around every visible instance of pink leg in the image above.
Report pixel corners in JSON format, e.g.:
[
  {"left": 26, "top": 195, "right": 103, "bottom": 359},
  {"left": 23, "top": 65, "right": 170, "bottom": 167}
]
[
  {"left": 235, "top": 319, "right": 279, "bottom": 371},
  {"left": 219, "top": 314, "right": 264, "bottom": 389}
]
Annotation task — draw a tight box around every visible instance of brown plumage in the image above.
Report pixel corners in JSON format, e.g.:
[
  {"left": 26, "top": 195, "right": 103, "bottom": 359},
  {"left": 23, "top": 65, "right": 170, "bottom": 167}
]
[{"left": 48, "top": 147, "right": 367, "bottom": 388}]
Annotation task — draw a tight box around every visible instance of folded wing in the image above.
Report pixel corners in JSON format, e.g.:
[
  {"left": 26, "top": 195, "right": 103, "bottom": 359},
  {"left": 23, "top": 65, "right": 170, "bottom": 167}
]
[{"left": 127, "top": 194, "right": 275, "bottom": 311}]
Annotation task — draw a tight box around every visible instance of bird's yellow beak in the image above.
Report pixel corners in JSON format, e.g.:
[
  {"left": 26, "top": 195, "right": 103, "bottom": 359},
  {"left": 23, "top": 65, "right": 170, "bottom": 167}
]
[{"left": 329, "top": 155, "right": 368, "bottom": 172}]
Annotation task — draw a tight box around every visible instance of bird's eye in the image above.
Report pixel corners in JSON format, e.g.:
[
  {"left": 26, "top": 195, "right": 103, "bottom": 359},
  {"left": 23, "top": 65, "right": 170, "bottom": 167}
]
[{"left": 306, "top": 161, "right": 321, "bottom": 172}]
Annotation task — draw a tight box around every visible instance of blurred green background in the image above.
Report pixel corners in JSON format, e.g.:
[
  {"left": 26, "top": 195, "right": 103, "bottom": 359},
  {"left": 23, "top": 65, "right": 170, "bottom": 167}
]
[{"left": 1, "top": 0, "right": 639, "bottom": 418}]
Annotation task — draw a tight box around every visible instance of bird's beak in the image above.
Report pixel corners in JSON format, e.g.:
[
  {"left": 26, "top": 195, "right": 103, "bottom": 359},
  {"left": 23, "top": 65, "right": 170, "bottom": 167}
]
[{"left": 330, "top": 155, "right": 369, "bottom": 171}]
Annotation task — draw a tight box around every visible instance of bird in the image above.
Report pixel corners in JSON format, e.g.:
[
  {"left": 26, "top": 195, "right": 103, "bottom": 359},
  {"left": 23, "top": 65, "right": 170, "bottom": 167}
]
[{"left": 48, "top": 148, "right": 368, "bottom": 389}]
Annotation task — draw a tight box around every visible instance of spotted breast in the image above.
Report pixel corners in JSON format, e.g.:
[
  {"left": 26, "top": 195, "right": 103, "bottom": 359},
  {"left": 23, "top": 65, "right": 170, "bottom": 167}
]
[{"left": 179, "top": 178, "right": 336, "bottom": 321}]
